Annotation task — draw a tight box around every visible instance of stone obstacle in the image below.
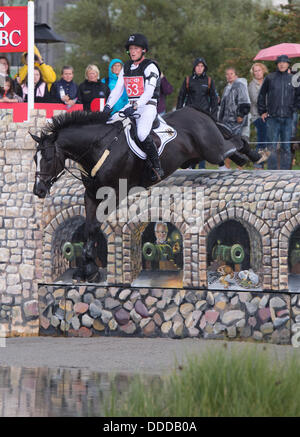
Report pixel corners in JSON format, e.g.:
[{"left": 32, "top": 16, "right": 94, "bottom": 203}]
[
  {"left": 1, "top": 108, "right": 300, "bottom": 344},
  {"left": 38, "top": 170, "right": 300, "bottom": 344}
]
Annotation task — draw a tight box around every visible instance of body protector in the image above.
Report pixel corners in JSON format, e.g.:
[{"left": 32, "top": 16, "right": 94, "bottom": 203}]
[{"left": 123, "top": 58, "right": 161, "bottom": 103}]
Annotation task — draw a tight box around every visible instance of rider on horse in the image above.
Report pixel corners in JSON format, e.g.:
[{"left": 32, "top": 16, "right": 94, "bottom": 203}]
[{"left": 103, "top": 33, "right": 164, "bottom": 182}]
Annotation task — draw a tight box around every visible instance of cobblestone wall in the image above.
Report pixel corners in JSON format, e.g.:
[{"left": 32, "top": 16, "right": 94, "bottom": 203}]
[{"left": 38, "top": 284, "right": 294, "bottom": 345}]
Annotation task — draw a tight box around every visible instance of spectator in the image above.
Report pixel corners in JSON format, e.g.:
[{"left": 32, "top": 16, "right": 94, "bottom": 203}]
[
  {"left": 51, "top": 65, "right": 79, "bottom": 107},
  {"left": 78, "top": 64, "right": 110, "bottom": 111},
  {"left": 177, "top": 57, "right": 218, "bottom": 120},
  {"left": 248, "top": 62, "right": 269, "bottom": 169},
  {"left": 0, "top": 55, "right": 22, "bottom": 97},
  {"left": 22, "top": 67, "right": 52, "bottom": 103},
  {"left": 219, "top": 66, "right": 250, "bottom": 135},
  {"left": 218, "top": 67, "right": 251, "bottom": 170},
  {"left": 15, "top": 45, "right": 56, "bottom": 92},
  {"left": 0, "top": 76, "right": 22, "bottom": 102},
  {"left": 177, "top": 57, "right": 218, "bottom": 169},
  {"left": 158, "top": 72, "right": 173, "bottom": 115},
  {"left": 101, "top": 59, "right": 128, "bottom": 114},
  {"left": 258, "top": 54, "right": 300, "bottom": 170}
]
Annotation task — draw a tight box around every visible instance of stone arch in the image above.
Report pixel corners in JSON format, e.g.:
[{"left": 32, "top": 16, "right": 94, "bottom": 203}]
[
  {"left": 199, "top": 207, "right": 271, "bottom": 289},
  {"left": 121, "top": 206, "right": 193, "bottom": 287},
  {"left": 42, "top": 205, "right": 86, "bottom": 282},
  {"left": 42, "top": 175, "right": 84, "bottom": 229},
  {"left": 278, "top": 212, "right": 300, "bottom": 290}
]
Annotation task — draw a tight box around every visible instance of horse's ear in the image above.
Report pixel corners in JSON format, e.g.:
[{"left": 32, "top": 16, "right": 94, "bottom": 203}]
[{"left": 29, "top": 132, "right": 41, "bottom": 144}]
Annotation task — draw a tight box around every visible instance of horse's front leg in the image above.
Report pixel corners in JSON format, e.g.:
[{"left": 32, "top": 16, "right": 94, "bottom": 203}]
[{"left": 79, "top": 190, "right": 102, "bottom": 282}]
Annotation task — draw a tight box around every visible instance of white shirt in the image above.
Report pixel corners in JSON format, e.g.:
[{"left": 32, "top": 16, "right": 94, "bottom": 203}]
[{"left": 106, "top": 61, "right": 159, "bottom": 109}]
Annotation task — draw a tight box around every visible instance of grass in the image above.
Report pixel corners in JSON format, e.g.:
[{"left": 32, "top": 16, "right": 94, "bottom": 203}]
[{"left": 104, "top": 347, "right": 300, "bottom": 417}]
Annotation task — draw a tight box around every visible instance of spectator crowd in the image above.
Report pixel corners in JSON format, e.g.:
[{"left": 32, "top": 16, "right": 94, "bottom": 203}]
[{"left": 0, "top": 44, "right": 299, "bottom": 171}]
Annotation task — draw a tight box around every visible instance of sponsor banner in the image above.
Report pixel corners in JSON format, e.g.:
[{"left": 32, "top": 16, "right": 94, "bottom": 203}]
[{"left": 0, "top": 6, "right": 27, "bottom": 52}]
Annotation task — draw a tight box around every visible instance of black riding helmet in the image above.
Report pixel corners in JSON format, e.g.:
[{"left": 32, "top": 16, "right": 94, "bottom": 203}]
[{"left": 125, "top": 33, "right": 149, "bottom": 52}]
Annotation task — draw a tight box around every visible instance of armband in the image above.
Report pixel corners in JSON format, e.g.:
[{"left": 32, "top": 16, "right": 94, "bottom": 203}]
[{"left": 145, "top": 72, "right": 159, "bottom": 86}]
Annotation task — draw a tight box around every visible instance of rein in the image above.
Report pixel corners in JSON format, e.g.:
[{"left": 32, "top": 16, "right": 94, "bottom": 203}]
[{"left": 36, "top": 121, "right": 126, "bottom": 190}]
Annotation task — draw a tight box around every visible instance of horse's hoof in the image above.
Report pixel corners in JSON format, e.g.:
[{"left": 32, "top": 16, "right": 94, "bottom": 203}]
[
  {"left": 87, "top": 271, "right": 102, "bottom": 283},
  {"left": 256, "top": 149, "right": 271, "bottom": 165}
]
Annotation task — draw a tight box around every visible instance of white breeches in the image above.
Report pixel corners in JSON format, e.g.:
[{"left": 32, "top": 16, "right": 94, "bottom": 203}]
[{"left": 112, "top": 103, "right": 157, "bottom": 142}]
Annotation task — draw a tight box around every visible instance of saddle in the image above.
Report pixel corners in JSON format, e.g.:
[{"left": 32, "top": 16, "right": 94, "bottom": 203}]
[{"left": 108, "top": 113, "right": 177, "bottom": 160}]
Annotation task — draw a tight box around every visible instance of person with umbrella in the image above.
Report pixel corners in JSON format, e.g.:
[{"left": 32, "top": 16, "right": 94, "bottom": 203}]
[{"left": 257, "top": 54, "right": 300, "bottom": 170}]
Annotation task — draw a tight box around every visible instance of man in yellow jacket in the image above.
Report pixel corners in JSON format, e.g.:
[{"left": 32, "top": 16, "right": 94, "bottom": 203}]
[{"left": 15, "top": 45, "right": 56, "bottom": 91}]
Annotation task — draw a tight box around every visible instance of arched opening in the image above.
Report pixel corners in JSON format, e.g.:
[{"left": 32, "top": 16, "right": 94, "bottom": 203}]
[
  {"left": 132, "top": 221, "right": 183, "bottom": 288},
  {"left": 207, "top": 219, "right": 262, "bottom": 291},
  {"left": 51, "top": 216, "right": 107, "bottom": 282},
  {"left": 288, "top": 225, "right": 300, "bottom": 292}
]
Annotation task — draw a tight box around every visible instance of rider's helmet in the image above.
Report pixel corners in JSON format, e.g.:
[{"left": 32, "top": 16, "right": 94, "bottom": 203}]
[{"left": 125, "top": 33, "right": 149, "bottom": 52}]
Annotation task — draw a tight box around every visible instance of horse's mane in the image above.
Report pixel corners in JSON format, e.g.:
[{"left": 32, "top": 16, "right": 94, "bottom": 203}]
[{"left": 42, "top": 110, "right": 108, "bottom": 138}]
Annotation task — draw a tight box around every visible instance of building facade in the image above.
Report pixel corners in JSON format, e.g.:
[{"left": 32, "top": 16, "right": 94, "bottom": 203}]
[{"left": 34, "top": 0, "right": 72, "bottom": 67}]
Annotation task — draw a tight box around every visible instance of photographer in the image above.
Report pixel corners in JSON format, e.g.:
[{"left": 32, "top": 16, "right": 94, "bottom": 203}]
[{"left": 15, "top": 45, "right": 56, "bottom": 92}]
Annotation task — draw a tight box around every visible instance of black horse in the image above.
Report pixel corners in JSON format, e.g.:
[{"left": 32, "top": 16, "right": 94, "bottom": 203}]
[{"left": 31, "top": 106, "right": 258, "bottom": 281}]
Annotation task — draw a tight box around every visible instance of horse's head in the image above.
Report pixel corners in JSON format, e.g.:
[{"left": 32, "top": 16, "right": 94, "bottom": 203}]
[{"left": 31, "top": 132, "right": 65, "bottom": 198}]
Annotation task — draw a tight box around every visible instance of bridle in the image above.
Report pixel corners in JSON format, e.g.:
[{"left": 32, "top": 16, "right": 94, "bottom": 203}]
[
  {"left": 35, "top": 143, "right": 66, "bottom": 192},
  {"left": 34, "top": 121, "right": 126, "bottom": 192}
]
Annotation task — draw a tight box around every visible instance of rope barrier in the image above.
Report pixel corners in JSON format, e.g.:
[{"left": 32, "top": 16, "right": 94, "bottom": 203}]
[{"left": 248, "top": 140, "right": 300, "bottom": 144}]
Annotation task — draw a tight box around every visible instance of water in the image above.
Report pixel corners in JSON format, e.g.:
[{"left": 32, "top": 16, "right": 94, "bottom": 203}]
[{"left": 0, "top": 366, "right": 143, "bottom": 417}]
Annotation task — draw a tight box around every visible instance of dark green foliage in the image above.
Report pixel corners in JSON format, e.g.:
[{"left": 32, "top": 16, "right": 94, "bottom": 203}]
[{"left": 55, "top": 1, "right": 300, "bottom": 109}]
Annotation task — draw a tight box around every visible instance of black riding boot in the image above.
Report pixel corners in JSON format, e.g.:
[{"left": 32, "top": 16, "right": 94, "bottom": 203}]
[{"left": 140, "top": 136, "right": 164, "bottom": 182}]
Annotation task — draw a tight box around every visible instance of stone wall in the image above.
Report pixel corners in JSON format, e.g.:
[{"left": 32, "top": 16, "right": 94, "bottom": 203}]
[
  {"left": 0, "top": 109, "right": 86, "bottom": 336},
  {"left": 38, "top": 284, "right": 294, "bottom": 344},
  {"left": 102, "top": 170, "right": 300, "bottom": 291},
  {"left": 0, "top": 109, "right": 45, "bottom": 336}
]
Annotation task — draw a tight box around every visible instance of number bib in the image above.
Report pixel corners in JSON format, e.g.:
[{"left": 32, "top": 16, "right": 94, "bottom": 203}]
[{"left": 124, "top": 76, "right": 144, "bottom": 98}]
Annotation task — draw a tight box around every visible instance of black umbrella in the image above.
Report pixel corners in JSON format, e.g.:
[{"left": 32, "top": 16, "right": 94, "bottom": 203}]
[{"left": 34, "top": 23, "right": 65, "bottom": 44}]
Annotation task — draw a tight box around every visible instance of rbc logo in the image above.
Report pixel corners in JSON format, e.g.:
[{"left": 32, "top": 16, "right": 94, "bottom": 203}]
[
  {"left": 0, "top": 11, "right": 21, "bottom": 48},
  {"left": 0, "top": 12, "right": 10, "bottom": 28}
]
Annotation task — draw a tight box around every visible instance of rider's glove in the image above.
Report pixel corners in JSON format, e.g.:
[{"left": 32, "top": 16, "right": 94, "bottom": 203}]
[
  {"left": 123, "top": 106, "right": 136, "bottom": 118},
  {"left": 102, "top": 105, "right": 111, "bottom": 121}
]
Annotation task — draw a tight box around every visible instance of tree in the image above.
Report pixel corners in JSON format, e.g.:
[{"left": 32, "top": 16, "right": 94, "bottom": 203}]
[
  {"left": 258, "top": 1, "right": 300, "bottom": 47},
  {"left": 55, "top": 0, "right": 264, "bottom": 107}
]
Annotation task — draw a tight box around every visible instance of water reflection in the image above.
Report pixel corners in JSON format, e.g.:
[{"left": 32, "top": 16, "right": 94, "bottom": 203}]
[{"left": 0, "top": 366, "right": 147, "bottom": 417}]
